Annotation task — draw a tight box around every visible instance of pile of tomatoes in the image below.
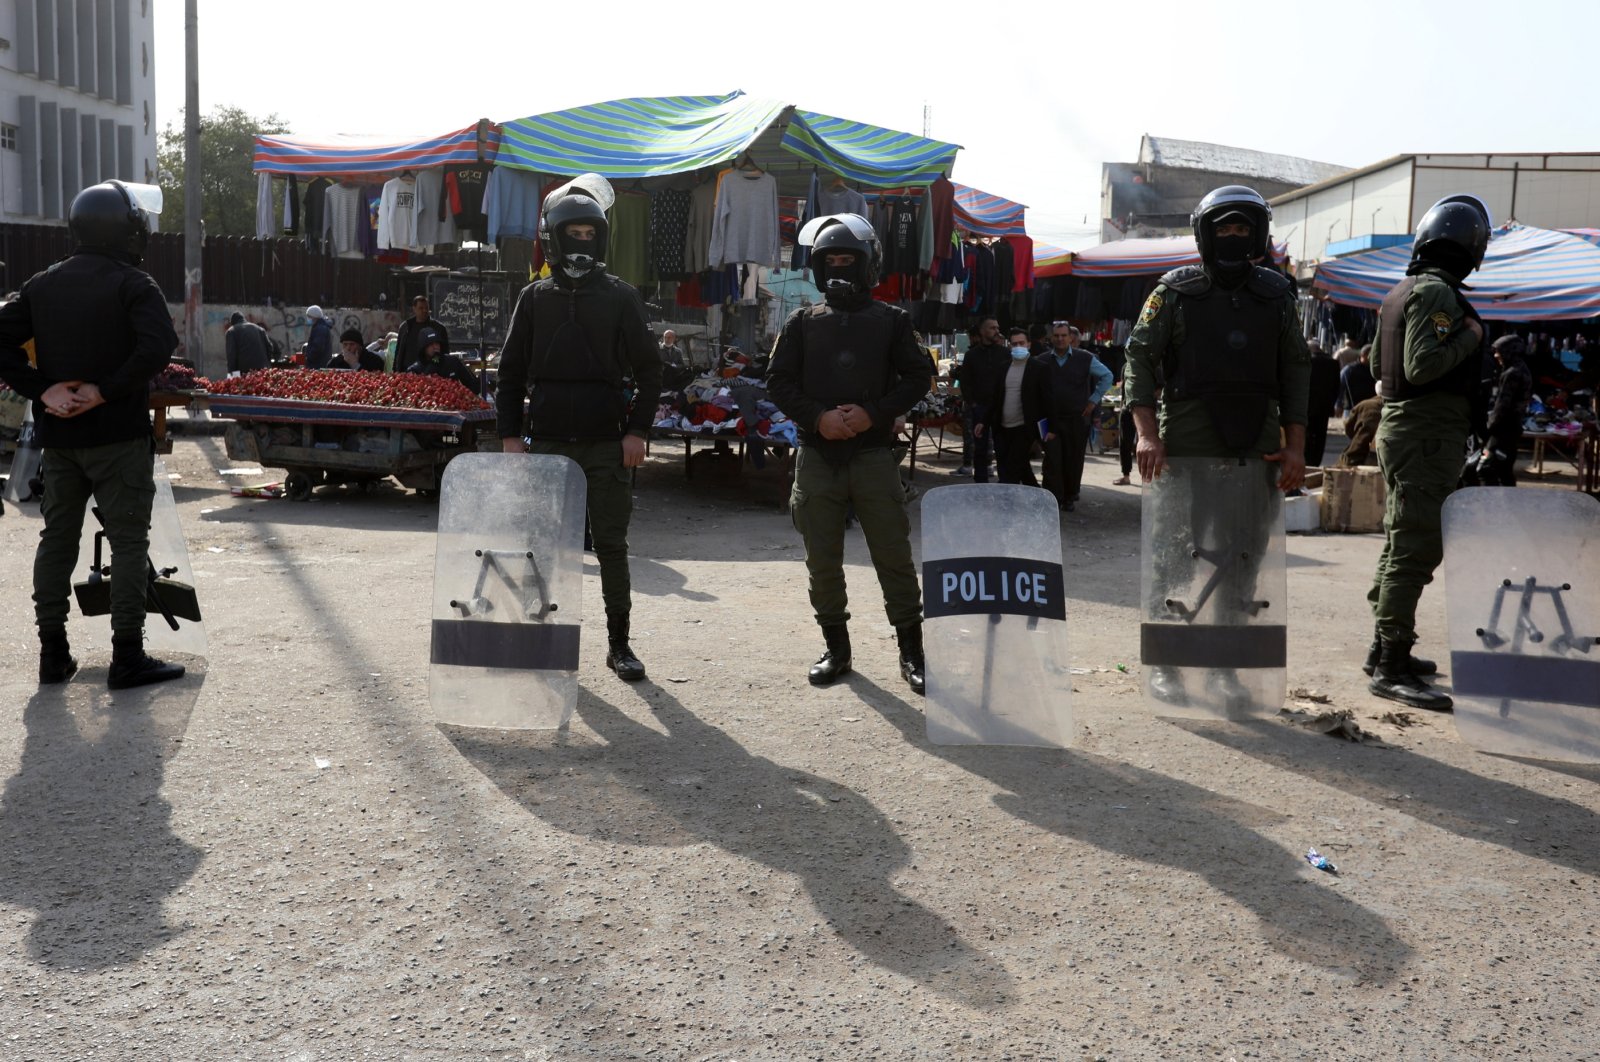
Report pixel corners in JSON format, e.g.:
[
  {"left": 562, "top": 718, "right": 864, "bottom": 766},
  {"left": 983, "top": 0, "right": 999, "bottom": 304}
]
[{"left": 207, "top": 369, "right": 490, "bottom": 411}]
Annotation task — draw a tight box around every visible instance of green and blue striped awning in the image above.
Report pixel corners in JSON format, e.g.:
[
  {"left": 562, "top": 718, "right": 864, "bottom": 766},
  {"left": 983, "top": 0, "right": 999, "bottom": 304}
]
[
  {"left": 495, "top": 92, "right": 960, "bottom": 186},
  {"left": 497, "top": 93, "right": 785, "bottom": 179},
  {"left": 781, "top": 110, "right": 959, "bottom": 187}
]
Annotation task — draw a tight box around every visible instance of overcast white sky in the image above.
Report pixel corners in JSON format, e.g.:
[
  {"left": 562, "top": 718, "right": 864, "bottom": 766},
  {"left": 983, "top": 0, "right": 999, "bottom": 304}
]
[{"left": 155, "top": 0, "right": 1599, "bottom": 250}]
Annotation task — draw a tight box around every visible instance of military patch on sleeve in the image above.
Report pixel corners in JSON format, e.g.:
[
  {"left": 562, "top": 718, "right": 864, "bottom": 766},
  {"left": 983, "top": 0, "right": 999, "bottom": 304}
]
[
  {"left": 1139, "top": 292, "right": 1163, "bottom": 324},
  {"left": 1430, "top": 311, "right": 1453, "bottom": 339}
]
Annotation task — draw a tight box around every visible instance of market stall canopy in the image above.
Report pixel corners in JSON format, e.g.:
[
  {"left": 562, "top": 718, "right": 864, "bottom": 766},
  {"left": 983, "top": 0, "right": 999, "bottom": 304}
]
[
  {"left": 1039, "top": 235, "right": 1288, "bottom": 278},
  {"left": 1034, "top": 241, "right": 1073, "bottom": 279},
  {"left": 253, "top": 122, "right": 502, "bottom": 176},
  {"left": 952, "top": 183, "right": 1026, "bottom": 237},
  {"left": 1564, "top": 228, "right": 1600, "bottom": 248},
  {"left": 1313, "top": 224, "right": 1600, "bottom": 321},
  {"left": 494, "top": 92, "right": 960, "bottom": 194}
]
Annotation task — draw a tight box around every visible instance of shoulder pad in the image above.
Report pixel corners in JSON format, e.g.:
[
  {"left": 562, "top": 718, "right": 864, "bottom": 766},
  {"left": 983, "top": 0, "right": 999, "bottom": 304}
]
[
  {"left": 1158, "top": 265, "right": 1210, "bottom": 296},
  {"left": 807, "top": 302, "right": 831, "bottom": 317},
  {"left": 1246, "top": 266, "right": 1292, "bottom": 298}
]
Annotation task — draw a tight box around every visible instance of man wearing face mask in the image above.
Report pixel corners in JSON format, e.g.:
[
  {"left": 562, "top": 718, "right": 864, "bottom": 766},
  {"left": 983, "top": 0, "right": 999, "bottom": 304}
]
[
  {"left": 496, "top": 185, "right": 662, "bottom": 682},
  {"left": 1029, "top": 323, "right": 1114, "bottom": 511},
  {"left": 973, "top": 327, "right": 1045, "bottom": 486},
  {"left": 768, "top": 214, "right": 933, "bottom": 694},
  {"left": 1123, "top": 185, "right": 1311, "bottom": 707}
]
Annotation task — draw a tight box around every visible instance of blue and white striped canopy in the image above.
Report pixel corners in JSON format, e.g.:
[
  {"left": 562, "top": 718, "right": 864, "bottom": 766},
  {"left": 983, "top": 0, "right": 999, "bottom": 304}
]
[{"left": 1314, "top": 224, "right": 1600, "bottom": 320}]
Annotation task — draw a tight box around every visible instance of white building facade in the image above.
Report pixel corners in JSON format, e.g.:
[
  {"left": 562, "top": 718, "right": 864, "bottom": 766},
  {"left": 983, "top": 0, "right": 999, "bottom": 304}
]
[
  {"left": 0, "top": 0, "right": 158, "bottom": 224},
  {"left": 1271, "top": 152, "right": 1600, "bottom": 266}
]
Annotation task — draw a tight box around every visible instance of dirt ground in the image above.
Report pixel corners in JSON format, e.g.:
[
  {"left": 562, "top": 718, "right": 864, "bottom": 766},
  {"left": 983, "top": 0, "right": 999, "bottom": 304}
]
[{"left": 0, "top": 419, "right": 1596, "bottom": 1061}]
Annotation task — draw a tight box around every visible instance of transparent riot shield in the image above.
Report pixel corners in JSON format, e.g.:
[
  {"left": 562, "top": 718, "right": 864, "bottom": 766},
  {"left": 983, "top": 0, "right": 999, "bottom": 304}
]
[
  {"left": 71, "top": 457, "right": 207, "bottom": 658},
  {"left": 1140, "top": 458, "right": 1286, "bottom": 718},
  {"left": 921, "top": 484, "right": 1073, "bottom": 747},
  {"left": 1442, "top": 489, "right": 1600, "bottom": 763},
  {"left": 3, "top": 404, "right": 43, "bottom": 505},
  {"left": 431, "top": 453, "right": 586, "bottom": 729}
]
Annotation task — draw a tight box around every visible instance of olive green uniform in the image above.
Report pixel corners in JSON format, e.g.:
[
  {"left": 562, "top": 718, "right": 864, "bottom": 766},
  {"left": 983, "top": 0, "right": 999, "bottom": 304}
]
[
  {"left": 1366, "top": 265, "right": 1482, "bottom": 641},
  {"left": 1123, "top": 267, "right": 1310, "bottom": 625},
  {"left": 1122, "top": 274, "right": 1311, "bottom": 457}
]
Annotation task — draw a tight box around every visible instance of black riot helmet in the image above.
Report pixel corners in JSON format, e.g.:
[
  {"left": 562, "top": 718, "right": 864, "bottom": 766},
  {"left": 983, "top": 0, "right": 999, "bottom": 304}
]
[
  {"left": 1192, "top": 185, "right": 1272, "bottom": 272},
  {"left": 1412, "top": 196, "right": 1491, "bottom": 279},
  {"left": 69, "top": 180, "right": 153, "bottom": 264},
  {"left": 800, "top": 213, "right": 881, "bottom": 300},
  {"left": 540, "top": 193, "right": 610, "bottom": 282}
]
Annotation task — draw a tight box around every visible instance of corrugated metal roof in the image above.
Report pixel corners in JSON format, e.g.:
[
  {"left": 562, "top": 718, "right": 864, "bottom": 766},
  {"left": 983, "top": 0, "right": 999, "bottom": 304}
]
[{"left": 1140, "top": 135, "right": 1349, "bottom": 187}]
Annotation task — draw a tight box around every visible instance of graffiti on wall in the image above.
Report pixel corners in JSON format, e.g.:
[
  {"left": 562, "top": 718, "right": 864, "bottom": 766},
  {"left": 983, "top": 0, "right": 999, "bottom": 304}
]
[{"left": 172, "top": 304, "right": 403, "bottom": 376}]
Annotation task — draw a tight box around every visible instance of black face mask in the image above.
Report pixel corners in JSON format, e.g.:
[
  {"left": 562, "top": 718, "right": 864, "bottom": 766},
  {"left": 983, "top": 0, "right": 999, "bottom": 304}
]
[
  {"left": 1213, "top": 234, "right": 1253, "bottom": 264},
  {"left": 824, "top": 264, "right": 860, "bottom": 294}
]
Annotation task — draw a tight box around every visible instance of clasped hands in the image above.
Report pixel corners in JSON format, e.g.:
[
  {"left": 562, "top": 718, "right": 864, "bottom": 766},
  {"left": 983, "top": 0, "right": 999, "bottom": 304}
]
[
  {"left": 41, "top": 380, "right": 105, "bottom": 419},
  {"left": 817, "top": 404, "right": 873, "bottom": 441}
]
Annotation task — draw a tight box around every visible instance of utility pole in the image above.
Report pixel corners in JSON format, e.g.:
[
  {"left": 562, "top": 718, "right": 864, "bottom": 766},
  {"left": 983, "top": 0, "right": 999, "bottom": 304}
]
[{"left": 183, "top": 0, "right": 204, "bottom": 372}]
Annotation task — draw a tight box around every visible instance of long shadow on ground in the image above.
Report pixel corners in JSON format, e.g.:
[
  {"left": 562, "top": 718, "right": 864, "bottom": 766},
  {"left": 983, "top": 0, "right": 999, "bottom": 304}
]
[
  {"left": 850, "top": 674, "right": 1412, "bottom": 985},
  {"left": 0, "top": 667, "right": 206, "bottom": 970},
  {"left": 447, "top": 683, "right": 1015, "bottom": 1010}
]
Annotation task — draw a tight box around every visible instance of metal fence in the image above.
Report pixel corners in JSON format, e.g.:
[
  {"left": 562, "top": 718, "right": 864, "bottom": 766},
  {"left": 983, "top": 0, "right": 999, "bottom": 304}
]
[{"left": 0, "top": 223, "right": 484, "bottom": 308}]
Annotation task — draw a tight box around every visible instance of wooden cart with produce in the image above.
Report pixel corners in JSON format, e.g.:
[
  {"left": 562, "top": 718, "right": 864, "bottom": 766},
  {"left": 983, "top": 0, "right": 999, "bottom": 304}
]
[{"left": 207, "top": 370, "right": 495, "bottom": 500}]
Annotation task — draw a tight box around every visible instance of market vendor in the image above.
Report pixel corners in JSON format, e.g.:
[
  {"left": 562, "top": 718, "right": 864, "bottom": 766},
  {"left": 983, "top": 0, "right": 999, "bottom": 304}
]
[
  {"left": 331, "top": 328, "right": 385, "bottom": 372},
  {"left": 404, "top": 329, "right": 480, "bottom": 392}
]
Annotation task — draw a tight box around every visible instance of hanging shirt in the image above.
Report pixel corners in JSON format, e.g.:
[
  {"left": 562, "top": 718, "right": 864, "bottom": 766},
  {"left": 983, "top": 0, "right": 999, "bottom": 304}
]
[
  {"left": 414, "top": 168, "right": 456, "bottom": 249},
  {"left": 322, "top": 183, "right": 366, "bottom": 257},
  {"left": 282, "top": 174, "right": 299, "bottom": 235},
  {"left": 708, "top": 170, "right": 780, "bottom": 268},
  {"left": 927, "top": 176, "right": 956, "bottom": 259},
  {"left": 608, "top": 192, "right": 652, "bottom": 287},
  {"left": 256, "top": 172, "right": 275, "bottom": 240},
  {"left": 302, "top": 177, "right": 332, "bottom": 249},
  {"left": 886, "top": 197, "right": 920, "bottom": 275},
  {"left": 651, "top": 187, "right": 693, "bottom": 280},
  {"left": 816, "top": 184, "right": 868, "bottom": 219},
  {"left": 378, "top": 176, "right": 419, "bottom": 250},
  {"left": 685, "top": 177, "right": 719, "bottom": 274},
  {"left": 483, "top": 166, "right": 543, "bottom": 243},
  {"left": 445, "top": 165, "right": 490, "bottom": 233}
]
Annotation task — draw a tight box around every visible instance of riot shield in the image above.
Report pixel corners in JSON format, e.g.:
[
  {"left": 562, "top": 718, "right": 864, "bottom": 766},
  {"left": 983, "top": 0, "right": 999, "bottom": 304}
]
[
  {"left": 1442, "top": 489, "right": 1600, "bottom": 762},
  {"left": 431, "top": 453, "right": 586, "bottom": 729},
  {"left": 1140, "top": 458, "right": 1286, "bottom": 719},
  {"left": 921, "top": 484, "right": 1073, "bottom": 747},
  {"left": 71, "top": 457, "right": 207, "bottom": 658},
  {"left": 3, "top": 404, "right": 43, "bottom": 505}
]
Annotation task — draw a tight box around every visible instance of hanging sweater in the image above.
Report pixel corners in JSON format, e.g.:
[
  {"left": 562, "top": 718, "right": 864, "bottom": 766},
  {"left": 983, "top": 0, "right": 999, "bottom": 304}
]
[{"left": 708, "top": 170, "right": 780, "bottom": 268}]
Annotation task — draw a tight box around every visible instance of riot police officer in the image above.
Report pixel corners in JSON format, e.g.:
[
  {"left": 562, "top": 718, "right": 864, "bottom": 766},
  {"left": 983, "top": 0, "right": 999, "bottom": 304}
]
[
  {"left": 1365, "top": 196, "right": 1491, "bottom": 710},
  {"left": 0, "top": 181, "right": 186, "bottom": 688},
  {"left": 1123, "top": 185, "right": 1311, "bottom": 706},
  {"left": 496, "top": 186, "right": 662, "bottom": 681},
  {"left": 767, "top": 214, "right": 933, "bottom": 694}
]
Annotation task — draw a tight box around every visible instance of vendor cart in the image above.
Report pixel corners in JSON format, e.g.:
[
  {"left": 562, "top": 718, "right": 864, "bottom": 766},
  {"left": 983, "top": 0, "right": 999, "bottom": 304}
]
[{"left": 209, "top": 394, "right": 496, "bottom": 500}]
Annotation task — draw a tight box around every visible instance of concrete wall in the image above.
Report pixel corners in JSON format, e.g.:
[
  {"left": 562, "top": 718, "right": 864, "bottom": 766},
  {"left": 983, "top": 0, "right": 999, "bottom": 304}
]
[
  {"left": 1274, "top": 159, "right": 1414, "bottom": 263},
  {"left": 168, "top": 303, "right": 405, "bottom": 380}
]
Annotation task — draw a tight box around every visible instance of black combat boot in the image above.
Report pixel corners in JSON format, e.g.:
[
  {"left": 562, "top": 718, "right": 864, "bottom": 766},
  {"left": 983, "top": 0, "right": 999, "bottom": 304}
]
[
  {"left": 896, "top": 623, "right": 926, "bottom": 696},
  {"left": 604, "top": 613, "right": 646, "bottom": 681},
  {"left": 1362, "top": 625, "right": 1437, "bottom": 677},
  {"left": 1369, "top": 635, "right": 1452, "bottom": 711},
  {"left": 39, "top": 630, "right": 78, "bottom": 685},
  {"left": 1147, "top": 665, "right": 1188, "bottom": 706},
  {"left": 1205, "top": 668, "right": 1252, "bottom": 712},
  {"left": 807, "top": 625, "right": 852, "bottom": 686},
  {"left": 107, "top": 632, "right": 185, "bottom": 690}
]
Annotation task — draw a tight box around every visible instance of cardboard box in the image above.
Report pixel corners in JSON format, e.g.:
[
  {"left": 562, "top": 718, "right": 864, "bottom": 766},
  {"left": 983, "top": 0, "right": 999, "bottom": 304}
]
[{"left": 1320, "top": 467, "right": 1386, "bottom": 533}]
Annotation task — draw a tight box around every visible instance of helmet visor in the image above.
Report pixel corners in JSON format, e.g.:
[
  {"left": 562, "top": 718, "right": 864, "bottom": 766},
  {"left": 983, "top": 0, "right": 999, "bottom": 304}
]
[
  {"left": 120, "top": 182, "right": 164, "bottom": 216},
  {"left": 797, "top": 212, "right": 878, "bottom": 249}
]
